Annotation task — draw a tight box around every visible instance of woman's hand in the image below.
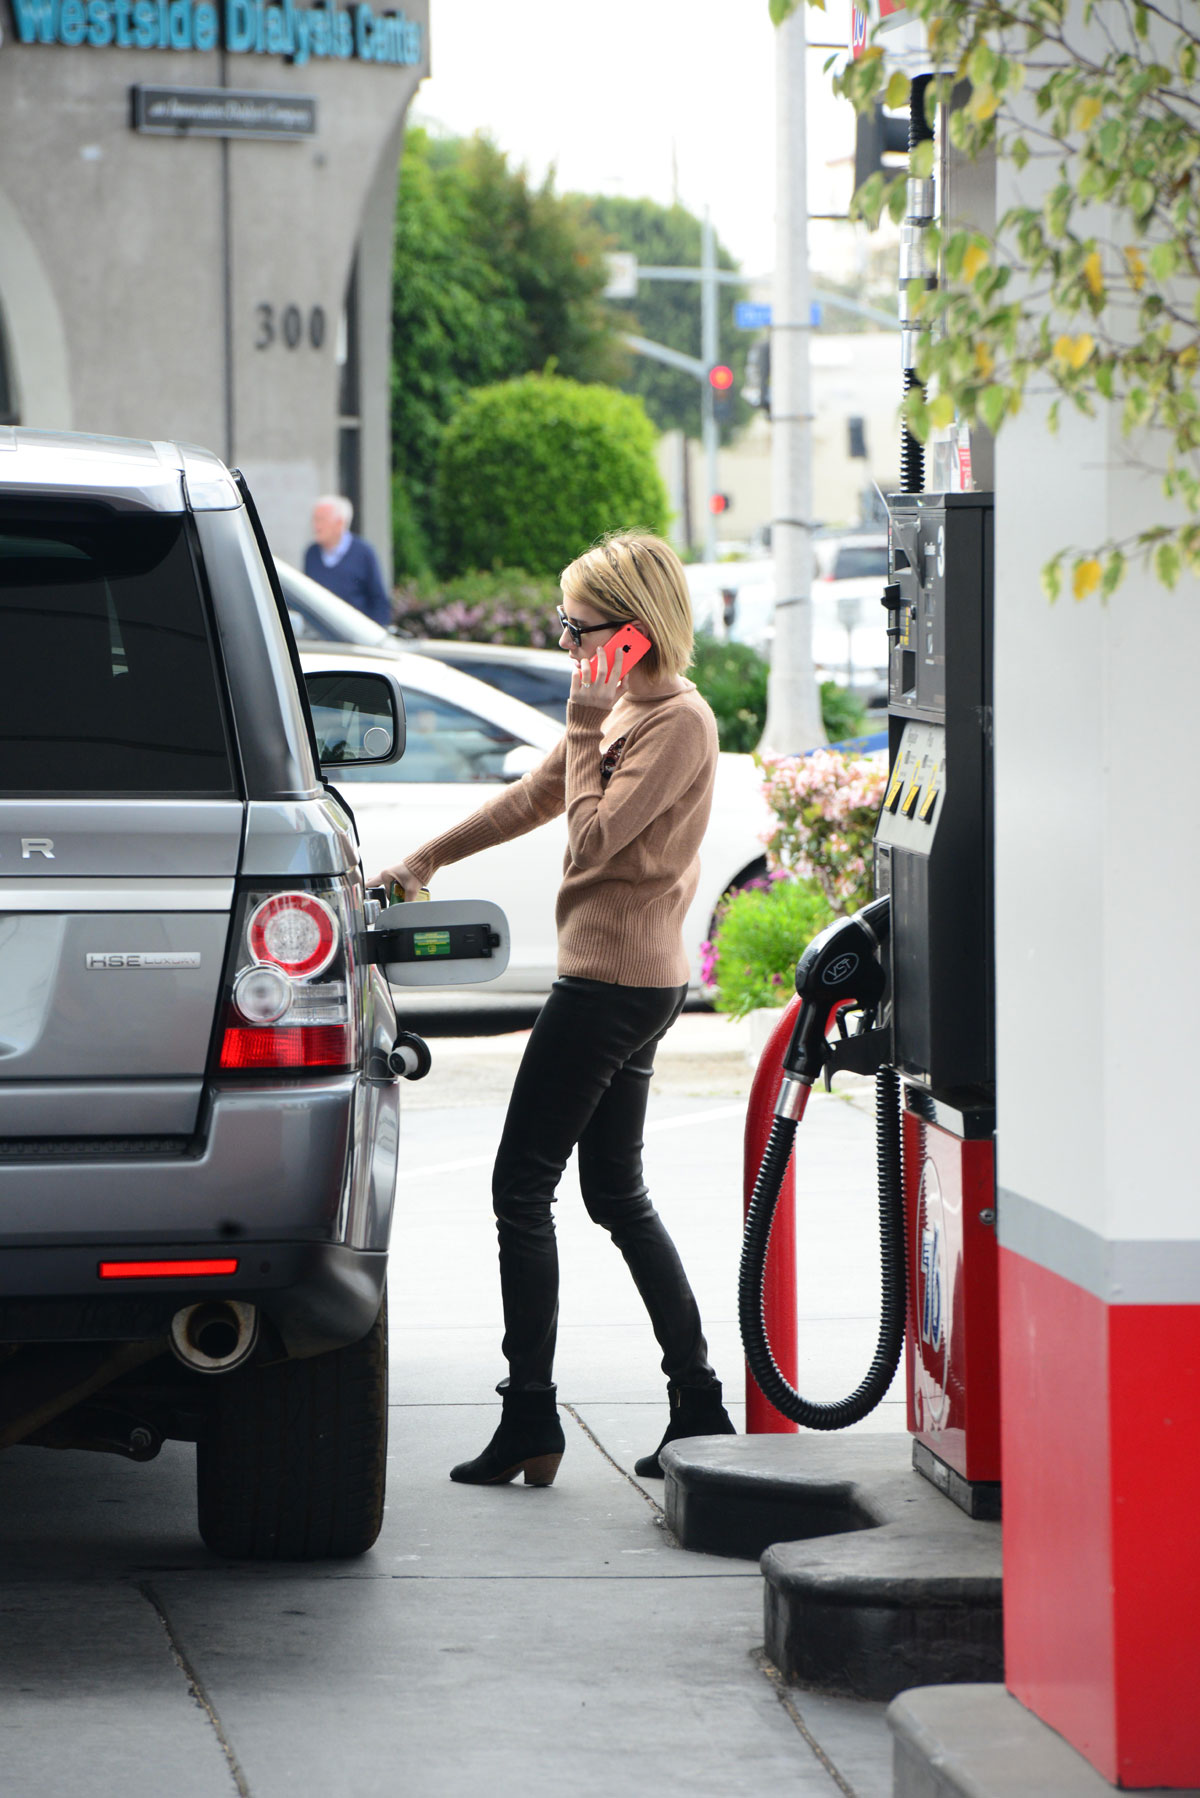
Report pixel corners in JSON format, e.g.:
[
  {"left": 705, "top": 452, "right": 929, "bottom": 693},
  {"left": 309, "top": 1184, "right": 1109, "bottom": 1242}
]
[
  {"left": 365, "top": 859, "right": 424, "bottom": 901},
  {"left": 570, "top": 642, "right": 626, "bottom": 712}
]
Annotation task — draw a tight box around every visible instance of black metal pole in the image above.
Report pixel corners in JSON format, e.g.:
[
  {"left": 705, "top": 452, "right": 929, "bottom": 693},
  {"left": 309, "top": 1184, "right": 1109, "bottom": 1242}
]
[{"left": 901, "top": 73, "right": 935, "bottom": 496}]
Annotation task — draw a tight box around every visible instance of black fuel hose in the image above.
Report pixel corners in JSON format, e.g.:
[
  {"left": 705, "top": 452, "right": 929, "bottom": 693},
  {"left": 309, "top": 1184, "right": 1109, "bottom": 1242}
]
[{"left": 738, "top": 1067, "right": 906, "bottom": 1429}]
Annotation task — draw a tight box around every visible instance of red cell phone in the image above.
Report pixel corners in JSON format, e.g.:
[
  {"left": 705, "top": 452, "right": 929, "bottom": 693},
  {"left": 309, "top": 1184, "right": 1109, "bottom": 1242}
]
[{"left": 589, "top": 623, "right": 653, "bottom": 684}]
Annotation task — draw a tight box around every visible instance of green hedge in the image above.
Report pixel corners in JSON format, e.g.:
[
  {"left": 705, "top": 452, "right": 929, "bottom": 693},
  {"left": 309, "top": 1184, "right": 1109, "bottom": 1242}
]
[
  {"left": 435, "top": 373, "right": 669, "bottom": 578},
  {"left": 690, "top": 633, "right": 868, "bottom": 754},
  {"left": 710, "top": 876, "right": 835, "bottom": 1019},
  {"left": 690, "top": 636, "right": 768, "bottom": 752}
]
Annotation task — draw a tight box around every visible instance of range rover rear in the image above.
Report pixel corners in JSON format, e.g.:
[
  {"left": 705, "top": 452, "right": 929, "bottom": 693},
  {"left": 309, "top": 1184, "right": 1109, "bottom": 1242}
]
[{"left": 0, "top": 428, "right": 411, "bottom": 1559}]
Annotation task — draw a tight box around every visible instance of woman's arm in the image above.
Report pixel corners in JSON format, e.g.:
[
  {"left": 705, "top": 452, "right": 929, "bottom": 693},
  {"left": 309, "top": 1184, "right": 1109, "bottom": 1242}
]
[
  {"left": 368, "top": 735, "right": 566, "bottom": 891},
  {"left": 564, "top": 702, "right": 713, "bottom": 871}
]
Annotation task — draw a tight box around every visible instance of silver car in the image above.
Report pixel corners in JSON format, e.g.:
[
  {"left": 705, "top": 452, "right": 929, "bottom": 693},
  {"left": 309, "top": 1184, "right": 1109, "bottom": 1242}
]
[{"left": 0, "top": 429, "right": 499, "bottom": 1560}]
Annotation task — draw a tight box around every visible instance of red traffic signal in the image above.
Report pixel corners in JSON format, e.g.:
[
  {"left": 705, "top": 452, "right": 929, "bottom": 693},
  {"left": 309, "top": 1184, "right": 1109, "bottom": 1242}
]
[
  {"left": 708, "top": 364, "right": 734, "bottom": 391},
  {"left": 709, "top": 493, "right": 731, "bottom": 515}
]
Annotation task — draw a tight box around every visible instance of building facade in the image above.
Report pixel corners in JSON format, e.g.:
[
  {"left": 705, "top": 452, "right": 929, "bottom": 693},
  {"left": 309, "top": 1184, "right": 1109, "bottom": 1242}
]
[{"left": 0, "top": 0, "right": 429, "bottom": 569}]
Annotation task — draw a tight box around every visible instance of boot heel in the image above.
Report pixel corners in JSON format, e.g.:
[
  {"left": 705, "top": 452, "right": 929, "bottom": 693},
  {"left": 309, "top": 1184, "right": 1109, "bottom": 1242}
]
[{"left": 522, "top": 1453, "right": 562, "bottom": 1487}]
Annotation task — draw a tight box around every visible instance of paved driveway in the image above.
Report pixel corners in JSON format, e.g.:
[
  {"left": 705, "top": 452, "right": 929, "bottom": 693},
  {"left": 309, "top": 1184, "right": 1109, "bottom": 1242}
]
[{"left": 1, "top": 1012, "right": 900, "bottom": 1797}]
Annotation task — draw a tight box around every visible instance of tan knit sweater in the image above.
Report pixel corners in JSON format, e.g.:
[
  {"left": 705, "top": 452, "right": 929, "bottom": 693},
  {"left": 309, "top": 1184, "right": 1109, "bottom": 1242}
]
[{"left": 404, "top": 682, "right": 719, "bottom": 987}]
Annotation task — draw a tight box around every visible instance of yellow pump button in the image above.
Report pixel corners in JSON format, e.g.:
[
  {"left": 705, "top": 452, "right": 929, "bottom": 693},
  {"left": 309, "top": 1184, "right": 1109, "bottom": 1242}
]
[
  {"left": 919, "top": 784, "right": 939, "bottom": 821},
  {"left": 901, "top": 781, "right": 921, "bottom": 817},
  {"left": 886, "top": 770, "right": 905, "bottom": 811}
]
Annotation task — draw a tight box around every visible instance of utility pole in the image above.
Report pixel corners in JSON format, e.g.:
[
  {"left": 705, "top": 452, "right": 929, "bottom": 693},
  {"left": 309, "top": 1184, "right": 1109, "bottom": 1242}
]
[
  {"left": 762, "top": 2, "right": 825, "bottom": 752},
  {"left": 606, "top": 249, "right": 734, "bottom": 559},
  {"left": 701, "top": 211, "right": 720, "bottom": 564}
]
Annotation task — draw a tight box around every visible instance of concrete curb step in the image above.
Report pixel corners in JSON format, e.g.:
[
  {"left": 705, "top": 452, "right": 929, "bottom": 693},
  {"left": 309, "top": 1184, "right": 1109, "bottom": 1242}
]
[
  {"left": 662, "top": 1433, "right": 1002, "bottom": 1702},
  {"left": 889, "top": 1684, "right": 1200, "bottom": 1797}
]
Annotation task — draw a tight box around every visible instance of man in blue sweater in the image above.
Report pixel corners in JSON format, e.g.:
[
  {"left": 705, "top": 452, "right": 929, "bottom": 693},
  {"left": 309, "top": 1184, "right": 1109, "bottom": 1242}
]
[{"left": 303, "top": 495, "right": 393, "bottom": 627}]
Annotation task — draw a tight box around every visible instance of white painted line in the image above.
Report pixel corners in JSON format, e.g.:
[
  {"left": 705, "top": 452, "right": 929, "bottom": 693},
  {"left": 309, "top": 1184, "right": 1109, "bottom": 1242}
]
[
  {"left": 400, "top": 1153, "right": 494, "bottom": 1178},
  {"left": 643, "top": 1102, "right": 747, "bottom": 1136},
  {"left": 403, "top": 1101, "right": 750, "bottom": 1179}
]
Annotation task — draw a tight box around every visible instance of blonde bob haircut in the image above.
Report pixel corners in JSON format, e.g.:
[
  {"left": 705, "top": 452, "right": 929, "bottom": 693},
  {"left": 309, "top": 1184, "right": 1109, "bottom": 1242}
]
[{"left": 559, "top": 531, "right": 694, "bottom": 682}]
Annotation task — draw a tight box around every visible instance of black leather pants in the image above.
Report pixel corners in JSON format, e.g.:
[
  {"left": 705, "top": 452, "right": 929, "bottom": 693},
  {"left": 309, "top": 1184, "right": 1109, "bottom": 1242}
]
[{"left": 491, "top": 975, "right": 718, "bottom": 1393}]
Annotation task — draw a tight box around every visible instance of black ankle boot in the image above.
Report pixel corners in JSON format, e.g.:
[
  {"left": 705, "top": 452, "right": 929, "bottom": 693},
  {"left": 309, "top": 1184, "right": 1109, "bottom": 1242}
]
[
  {"left": 634, "top": 1380, "right": 736, "bottom": 1479},
  {"left": 450, "top": 1383, "right": 565, "bottom": 1486}
]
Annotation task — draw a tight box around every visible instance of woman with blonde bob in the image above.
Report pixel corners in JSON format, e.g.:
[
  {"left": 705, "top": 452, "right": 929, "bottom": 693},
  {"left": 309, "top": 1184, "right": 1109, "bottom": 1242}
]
[{"left": 370, "top": 530, "right": 735, "bottom": 1487}]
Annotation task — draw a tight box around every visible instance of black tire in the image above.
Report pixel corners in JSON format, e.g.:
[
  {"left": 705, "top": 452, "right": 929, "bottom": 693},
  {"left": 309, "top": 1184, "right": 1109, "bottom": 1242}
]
[{"left": 196, "top": 1293, "right": 388, "bottom": 1560}]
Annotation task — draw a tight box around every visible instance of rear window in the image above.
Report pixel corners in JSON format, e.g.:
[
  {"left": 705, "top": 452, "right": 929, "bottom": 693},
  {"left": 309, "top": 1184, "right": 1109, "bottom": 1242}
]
[
  {"left": 833, "top": 544, "right": 889, "bottom": 581},
  {"left": 0, "top": 508, "right": 236, "bottom": 796}
]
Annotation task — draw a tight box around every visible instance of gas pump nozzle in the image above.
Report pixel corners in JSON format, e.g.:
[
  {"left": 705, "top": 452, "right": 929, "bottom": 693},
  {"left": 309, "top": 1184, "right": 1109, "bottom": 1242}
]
[
  {"left": 782, "top": 896, "right": 891, "bottom": 1092},
  {"left": 744, "top": 891, "right": 904, "bottom": 1431}
]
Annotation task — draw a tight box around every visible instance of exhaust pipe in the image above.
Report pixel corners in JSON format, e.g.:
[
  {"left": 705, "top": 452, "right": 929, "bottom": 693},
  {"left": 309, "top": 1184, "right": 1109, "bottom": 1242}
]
[{"left": 170, "top": 1300, "right": 259, "bottom": 1374}]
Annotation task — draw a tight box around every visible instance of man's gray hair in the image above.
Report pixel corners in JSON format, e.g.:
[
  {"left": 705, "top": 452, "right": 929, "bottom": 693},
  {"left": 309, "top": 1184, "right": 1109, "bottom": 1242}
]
[{"left": 315, "top": 494, "right": 354, "bottom": 528}]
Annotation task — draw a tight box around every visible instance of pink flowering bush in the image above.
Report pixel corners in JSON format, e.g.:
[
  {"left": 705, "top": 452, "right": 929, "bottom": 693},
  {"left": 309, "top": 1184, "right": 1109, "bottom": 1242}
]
[
  {"left": 394, "top": 568, "right": 561, "bottom": 648},
  {"left": 757, "top": 748, "right": 886, "bottom": 916}
]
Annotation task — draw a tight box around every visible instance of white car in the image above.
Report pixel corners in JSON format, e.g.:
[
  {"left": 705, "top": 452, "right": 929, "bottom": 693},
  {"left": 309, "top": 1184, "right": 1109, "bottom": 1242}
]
[
  {"left": 812, "top": 534, "right": 890, "bottom": 704},
  {"left": 299, "top": 644, "right": 773, "bottom": 994},
  {"left": 687, "top": 536, "right": 891, "bottom": 703},
  {"left": 277, "top": 556, "right": 397, "bottom": 649},
  {"left": 687, "top": 560, "right": 776, "bottom": 661},
  {"left": 276, "top": 559, "right": 575, "bottom": 726}
]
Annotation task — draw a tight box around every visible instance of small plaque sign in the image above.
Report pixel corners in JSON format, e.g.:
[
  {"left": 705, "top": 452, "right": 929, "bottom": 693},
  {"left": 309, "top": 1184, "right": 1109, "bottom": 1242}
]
[{"left": 132, "top": 85, "right": 317, "bottom": 139}]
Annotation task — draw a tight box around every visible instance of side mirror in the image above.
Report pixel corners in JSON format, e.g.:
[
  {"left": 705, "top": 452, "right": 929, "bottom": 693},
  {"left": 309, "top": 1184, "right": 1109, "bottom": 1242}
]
[
  {"left": 500, "top": 743, "right": 544, "bottom": 782},
  {"left": 304, "top": 669, "right": 407, "bottom": 768}
]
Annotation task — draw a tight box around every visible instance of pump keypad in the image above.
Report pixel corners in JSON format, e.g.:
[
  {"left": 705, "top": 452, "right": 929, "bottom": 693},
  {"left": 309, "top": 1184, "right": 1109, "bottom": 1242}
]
[{"left": 875, "top": 722, "right": 946, "bottom": 853}]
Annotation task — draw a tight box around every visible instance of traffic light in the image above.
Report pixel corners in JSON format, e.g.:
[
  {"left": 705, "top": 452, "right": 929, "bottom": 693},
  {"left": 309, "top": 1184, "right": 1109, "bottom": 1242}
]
[
  {"left": 709, "top": 492, "right": 731, "bottom": 515},
  {"left": 708, "top": 363, "right": 735, "bottom": 426},
  {"left": 854, "top": 103, "right": 909, "bottom": 191}
]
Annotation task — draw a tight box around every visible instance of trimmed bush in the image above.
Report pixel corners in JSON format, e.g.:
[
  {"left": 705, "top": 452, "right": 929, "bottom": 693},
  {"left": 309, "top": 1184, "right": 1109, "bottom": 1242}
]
[
  {"left": 820, "top": 681, "right": 868, "bottom": 743},
  {"left": 690, "top": 639, "right": 872, "bottom": 756},
  {"left": 435, "top": 373, "right": 669, "bottom": 578},
  {"left": 690, "top": 635, "right": 768, "bottom": 752},
  {"left": 709, "top": 875, "right": 835, "bottom": 1019}
]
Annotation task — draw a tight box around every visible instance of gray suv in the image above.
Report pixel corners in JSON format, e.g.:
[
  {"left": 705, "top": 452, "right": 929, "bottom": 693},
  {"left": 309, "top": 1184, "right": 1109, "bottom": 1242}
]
[{"left": 0, "top": 429, "right": 495, "bottom": 1560}]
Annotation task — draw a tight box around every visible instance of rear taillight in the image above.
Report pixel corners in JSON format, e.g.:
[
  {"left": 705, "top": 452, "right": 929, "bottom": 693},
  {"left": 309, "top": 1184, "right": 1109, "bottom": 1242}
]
[
  {"left": 219, "top": 1025, "right": 349, "bottom": 1069},
  {"left": 217, "top": 881, "right": 358, "bottom": 1074},
  {"left": 247, "top": 892, "right": 338, "bottom": 977}
]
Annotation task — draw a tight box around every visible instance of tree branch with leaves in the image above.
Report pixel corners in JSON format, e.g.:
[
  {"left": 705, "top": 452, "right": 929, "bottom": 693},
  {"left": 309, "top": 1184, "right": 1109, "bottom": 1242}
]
[{"left": 776, "top": 0, "right": 1200, "bottom": 599}]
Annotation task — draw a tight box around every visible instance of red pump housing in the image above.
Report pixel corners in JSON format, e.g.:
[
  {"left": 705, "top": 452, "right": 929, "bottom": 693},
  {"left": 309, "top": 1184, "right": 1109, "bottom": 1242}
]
[{"left": 902, "top": 1094, "right": 1000, "bottom": 1513}]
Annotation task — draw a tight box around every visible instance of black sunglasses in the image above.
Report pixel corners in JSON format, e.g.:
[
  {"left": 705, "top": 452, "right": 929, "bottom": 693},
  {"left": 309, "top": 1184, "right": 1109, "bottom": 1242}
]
[{"left": 556, "top": 606, "right": 613, "bottom": 648}]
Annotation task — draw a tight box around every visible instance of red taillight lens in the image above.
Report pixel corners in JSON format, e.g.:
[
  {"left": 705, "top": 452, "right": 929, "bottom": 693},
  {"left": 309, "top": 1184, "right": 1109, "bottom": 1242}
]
[
  {"left": 216, "top": 881, "right": 357, "bottom": 1077},
  {"left": 219, "top": 1023, "right": 351, "bottom": 1070},
  {"left": 99, "top": 1259, "right": 239, "bottom": 1279},
  {"left": 247, "top": 892, "right": 338, "bottom": 977}
]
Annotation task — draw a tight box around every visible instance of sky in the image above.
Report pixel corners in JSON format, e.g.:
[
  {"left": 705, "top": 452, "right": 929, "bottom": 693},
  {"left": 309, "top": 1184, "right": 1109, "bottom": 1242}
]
[{"left": 414, "top": 0, "right": 861, "bottom": 281}]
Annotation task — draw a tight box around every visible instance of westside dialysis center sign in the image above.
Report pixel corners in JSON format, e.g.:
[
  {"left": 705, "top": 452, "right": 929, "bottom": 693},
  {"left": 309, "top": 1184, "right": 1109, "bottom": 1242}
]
[{"left": 8, "top": 0, "right": 422, "bottom": 65}]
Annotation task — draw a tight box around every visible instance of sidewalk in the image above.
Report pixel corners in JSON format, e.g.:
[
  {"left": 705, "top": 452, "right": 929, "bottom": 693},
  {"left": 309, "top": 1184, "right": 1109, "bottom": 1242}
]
[
  {"left": 387, "top": 1002, "right": 902, "bottom": 1795},
  {"left": 0, "top": 1001, "right": 902, "bottom": 1798}
]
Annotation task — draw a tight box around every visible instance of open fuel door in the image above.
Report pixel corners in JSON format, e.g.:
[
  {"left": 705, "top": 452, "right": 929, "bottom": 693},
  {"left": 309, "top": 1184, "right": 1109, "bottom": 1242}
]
[{"left": 363, "top": 899, "right": 510, "bottom": 987}]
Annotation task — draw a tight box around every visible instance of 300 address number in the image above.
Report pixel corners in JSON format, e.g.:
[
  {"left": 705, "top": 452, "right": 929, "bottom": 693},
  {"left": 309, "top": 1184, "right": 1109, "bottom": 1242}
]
[{"left": 254, "top": 304, "right": 327, "bottom": 351}]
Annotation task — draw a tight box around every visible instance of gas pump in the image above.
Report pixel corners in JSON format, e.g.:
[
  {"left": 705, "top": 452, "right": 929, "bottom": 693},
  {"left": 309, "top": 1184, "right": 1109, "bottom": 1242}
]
[{"left": 740, "top": 491, "right": 999, "bottom": 1519}]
